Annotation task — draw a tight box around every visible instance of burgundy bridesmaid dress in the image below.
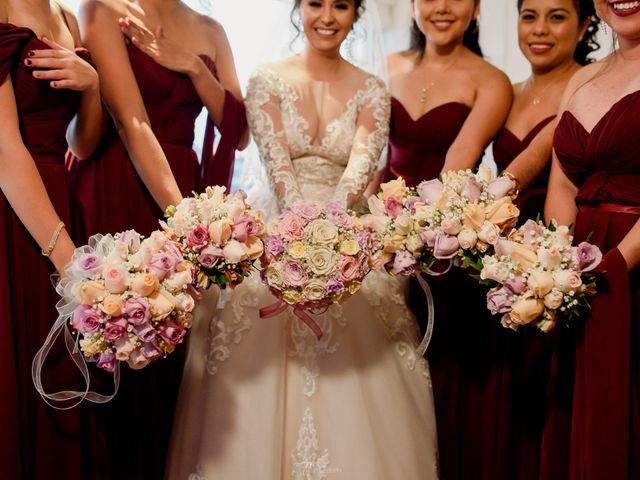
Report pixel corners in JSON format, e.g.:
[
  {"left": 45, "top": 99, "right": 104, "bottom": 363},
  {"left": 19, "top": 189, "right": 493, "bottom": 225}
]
[
  {"left": 68, "top": 41, "right": 246, "bottom": 480},
  {"left": 541, "top": 90, "right": 640, "bottom": 480},
  {"left": 0, "top": 23, "right": 84, "bottom": 480},
  {"left": 485, "top": 116, "right": 556, "bottom": 480}
]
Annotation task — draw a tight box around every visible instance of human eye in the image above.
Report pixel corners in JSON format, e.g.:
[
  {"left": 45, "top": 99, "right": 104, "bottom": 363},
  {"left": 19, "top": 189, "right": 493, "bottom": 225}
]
[
  {"left": 308, "top": 1, "right": 322, "bottom": 8},
  {"left": 550, "top": 13, "right": 568, "bottom": 22},
  {"left": 519, "top": 12, "right": 536, "bottom": 22},
  {"left": 334, "top": 1, "right": 350, "bottom": 10}
]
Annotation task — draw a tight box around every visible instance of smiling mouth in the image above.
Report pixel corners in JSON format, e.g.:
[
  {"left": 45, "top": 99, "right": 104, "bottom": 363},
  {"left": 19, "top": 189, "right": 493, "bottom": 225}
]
[
  {"left": 431, "top": 20, "right": 454, "bottom": 30},
  {"left": 315, "top": 28, "right": 339, "bottom": 37},
  {"left": 610, "top": 1, "right": 640, "bottom": 16},
  {"left": 529, "top": 43, "right": 554, "bottom": 53}
]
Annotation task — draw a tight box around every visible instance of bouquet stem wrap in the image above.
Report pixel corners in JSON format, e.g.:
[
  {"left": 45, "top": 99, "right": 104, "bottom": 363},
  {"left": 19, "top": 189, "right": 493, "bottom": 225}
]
[{"left": 260, "top": 300, "right": 324, "bottom": 340}]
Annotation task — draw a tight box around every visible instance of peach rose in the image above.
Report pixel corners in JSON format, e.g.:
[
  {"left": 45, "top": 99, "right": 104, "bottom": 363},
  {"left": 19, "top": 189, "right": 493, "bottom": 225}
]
[
  {"left": 528, "top": 270, "right": 554, "bottom": 298},
  {"left": 508, "top": 243, "right": 539, "bottom": 271},
  {"left": 486, "top": 197, "right": 520, "bottom": 227},
  {"left": 552, "top": 270, "right": 582, "bottom": 293},
  {"left": 288, "top": 241, "right": 307, "bottom": 259},
  {"left": 73, "top": 280, "right": 107, "bottom": 305},
  {"left": 543, "top": 290, "right": 564, "bottom": 310},
  {"left": 477, "top": 221, "right": 500, "bottom": 245},
  {"left": 103, "top": 264, "right": 129, "bottom": 294},
  {"left": 510, "top": 297, "right": 545, "bottom": 325},
  {"left": 463, "top": 203, "right": 487, "bottom": 231},
  {"left": 130, "top": 273, "right": 159, "bottom": 297},
  {"left": 208, "top": 219, "right": 233, "bottom": 245},
  {"left": 99, "top": 294, "right": 125, "bottom": 317},
  {"left": 114, "top": 337, "right": 136, "bottom": 361},
  {"left": 148, "top": 289, "right": 176, "bottom": 320},
  {"left": 380, "top": 178, "right": 407, "bottom": 202},
  {"left": 244, "top": 236, "right": 264, "bottom": 261}
]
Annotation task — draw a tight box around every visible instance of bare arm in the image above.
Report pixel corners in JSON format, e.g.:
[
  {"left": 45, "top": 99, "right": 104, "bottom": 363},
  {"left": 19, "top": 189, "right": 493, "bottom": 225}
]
[
  {"left": 119, "top": 16, "right": 249, "bottom": 149},
  {"left": 0, "top": 76, "right": 75, "bottom": 272},
  {"left": 505, "top": 120, "right": 555, "bottom": 189},
  {"left": 442, "top": 68, "right": 512, "bottom": 172},
  {"left": 79, "top": 0, "right": 182, "bottom": 211}
]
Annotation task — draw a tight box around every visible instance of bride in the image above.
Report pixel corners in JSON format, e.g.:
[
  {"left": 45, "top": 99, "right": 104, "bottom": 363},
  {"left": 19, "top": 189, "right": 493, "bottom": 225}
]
[{"left": 166, "top": 1, "right": 439, "bottom": 478}]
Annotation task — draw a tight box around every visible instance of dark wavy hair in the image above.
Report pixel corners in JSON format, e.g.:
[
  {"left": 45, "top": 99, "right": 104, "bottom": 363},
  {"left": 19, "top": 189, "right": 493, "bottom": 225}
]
[
  {"left": 409, "top": 2, "right": 483, "bottom": 60},
  {"left": 517, "top": 0, "right": 600, "bottom": 65},
  {"left": 290, "top": 0, "right": 366, "bottom": 41}
]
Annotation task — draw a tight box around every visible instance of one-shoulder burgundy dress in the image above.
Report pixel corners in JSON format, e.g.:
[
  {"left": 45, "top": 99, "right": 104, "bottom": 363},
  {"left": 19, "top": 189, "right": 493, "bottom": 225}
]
[
  {"left": 68, "top": 41, "right": 247, "bottom": 480},
  {"left": 0, "top": 23, "right": 85, "bottom": 480},
  {"left": 540, "top": 91, "right": 640, "bottom": 480}
]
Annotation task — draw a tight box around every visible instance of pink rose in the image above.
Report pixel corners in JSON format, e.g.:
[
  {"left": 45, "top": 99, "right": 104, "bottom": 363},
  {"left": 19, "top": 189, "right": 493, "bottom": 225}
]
[
  {"left": 281, "top": 259, "right": 309, "bottom": 287},
  {"left": 278, "top": 212, "right": 305, "bottom": 241},
  {"left": 326, "top": 202, "right": 353, "bottom": 228},
  {"left": 384, "top": 197, "right": 402, "bottom": 218},
  {"left": 73, "top": 253, "right": 103, "bottom": 276},
  {"left": 419, "top": 228, "right": 438, "bottom": 248},
  {"left": 337, "top": 255, "right": 362, "bottom": 282},
  {"left": 125, "top": 297, "right": 151, "bottom": 326},
  {"left": 433, "top": 233, "right": 460, "bottom": 260},
  {"left": 292, "top": 202, "right": 322, "bottom": 221},
  {"left": 148, "top": 252, "right": 179, "bottom": 281},
  {"left": 460, "top": 176, "right": 482, "bottom": 202},
  {"left": 392, "top": 250, "right": 416, "bottom": 276},
  {"left": 417, "top": 179, "right": 444, "bottom": 205},
  {"left": 487, "top": 287, "right": 513, "bottom": 314},
  {"left": 441, "top": 218, "right": 462, "bottom": 236},
  {"left": 405, "top": 196, "right": 421, "bottom": 213},
  {"left": 186, "top": 225, "right": 209, "bottom": 250},
  {"left": 504, "top": 276, "right": 527, "bottom": 294},
  {"left": 103, "top": 264, "right": 129, "bottom": 294},
  {"left": 103, "top": 317, "right": 128, "bottom": 341},
  {"left": 486, "top": 176, "right": 516, "bottom": 199},
  {"left": 552, "top": 270, "right": 582, "bottom": 293},
  {"left": 142, "top": 342, "right": 164, "bottom": 362},
  {"left": 232, "top": 216, "right": 258, "bottom": 243},
  {"left": 97, "top": 351, "right": 116, "bottom": 372},
  {"left": 72, "top": 305, "right": 103, "bottom": 333},
  {"left": 158, "top": 320, "right": 186, "bottom": 345},
  {"left": 576, "top": 242, "right": 602, "bottom": 273},
  {"left": 267, "top": 236, "right": 285, "bottom": 256},
  {"left": 198, "top": 245, "right": 223, "bottom": 269},
  {"left": 133, "top": 322, "right": 157, "bottom": 342},
  {"left": 521, "top": 220, "right": 544, "bottom": 246}
]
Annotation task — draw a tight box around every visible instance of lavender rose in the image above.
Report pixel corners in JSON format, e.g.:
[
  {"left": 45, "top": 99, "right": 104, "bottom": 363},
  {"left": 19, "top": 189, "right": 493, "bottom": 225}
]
[
  {"left": 133, "top": 322, "right": 157, "bottom": 343},
  {"left": 281, "top": 259, "right": 309, "bottom": 287},
  {"left": 125, "top": 297, "right": 151, "bottom": 326},
  {"left": 417, "top": 179, "right": 444, "bottom": 205},
  {"left": 97, "top": 350, "right": 116, "bottom": 372},
  {"left": 103, "top": 317, "right": 128, "bottom": 341},
  {"left": 267, "top": 235, "right": 286, "bottom": 256},
  {"left": 292, "top": 202, "right": 322, "bottom": 221},
  {"left": 487, "top": 287, "right": 513, "bottom": 314},
  {"left": 433, "top": 233, "right": 460, "bottom": 260},
  {"left": 186, "top": 225, "right": 209, "bottom": 250},
  {"left": 392, "top": 250, "right": 417, "bottom": 276},
  {"left": 460, "top": 176, "right": 482, "bottom": 202},
  {"left": 72, "top": 306, "right": 103, "bottom": 334},
  {"left": 73, "top": 253, "right": 103, "bottom": 276},
  {"left": 148, "top": 252, "right": 179, "bottom": 281},
  {"left": 576, "top": 242, "right": 603, "bottom": 272},
  {"left": 486, "top": 176, "right": 516, "bottom": 199},
  {"left": 142, "top": 342, "right": 164, "bottom": 362},
  {"left": 504, "top": 276, "right": 528, "bottom": 294},
  {"left": 326, "top": 202, "right": 353, "bottom": 228},
  {"left": 198, "top": 245, "right": 223, "bottom": 269},
  {"left": 326, "top": 278, "right": 345, "bottom": 294},
  {"left": 158, "top": 320, "right": 187, "bottom": 345}
]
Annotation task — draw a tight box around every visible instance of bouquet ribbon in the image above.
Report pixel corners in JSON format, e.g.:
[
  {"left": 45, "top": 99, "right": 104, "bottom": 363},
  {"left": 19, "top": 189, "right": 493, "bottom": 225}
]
[
  {"left": 260, "top": 301, "right": 324, "bottom": 340},
  {"left": 415, "top": 274, "right": 435, "bottom": 356},
  {"left": 31, "top": 275, "right": 119, "bottom": 410}
]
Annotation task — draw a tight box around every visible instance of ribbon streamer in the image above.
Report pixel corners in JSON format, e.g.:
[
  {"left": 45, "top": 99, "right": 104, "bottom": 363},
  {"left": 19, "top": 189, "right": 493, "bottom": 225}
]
[
  {"left": 259, "top": 300, "right": 324, "bottom": 340},
  {"left": 415, "top": 273, "right": 436, "bottom": 357}
]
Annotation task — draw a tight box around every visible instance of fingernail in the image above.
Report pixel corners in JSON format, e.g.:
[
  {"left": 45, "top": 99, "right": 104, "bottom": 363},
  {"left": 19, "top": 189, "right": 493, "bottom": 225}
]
[
  {"left": 28, "top": 50, "right": 34, "bottom": 57},
  {"left": 25, "top": 59, "right": 32, "bottom": 66}
]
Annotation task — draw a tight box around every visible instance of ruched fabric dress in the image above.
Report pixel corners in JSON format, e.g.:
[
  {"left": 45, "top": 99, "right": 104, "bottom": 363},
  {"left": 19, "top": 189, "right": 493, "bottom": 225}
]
[
  {"left": 385, "top": 98, "right": 510, "bottom": 480},
  {"left": 540, "top": 91, "right": 640, "bottom": 480},
  {"left": 0, "top": 23, "right": 84, "bottom": 480},
  {"left": 485, "top": 116, "right": 556, "bottom": 480},
  {"left": 68, "top": 41, "right": 246, "bottom": 480}
]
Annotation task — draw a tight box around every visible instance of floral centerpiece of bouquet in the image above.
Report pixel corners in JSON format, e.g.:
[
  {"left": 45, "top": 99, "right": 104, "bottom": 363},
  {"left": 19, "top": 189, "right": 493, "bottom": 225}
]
[
  {"left": 66, "top": 230, "right": 196, "bottom": 371},
  {"left": 480, "top": 220, "right": 602, "bottom": 332},
  {"left": 260, "top": 201, "right": 373, "bottom": 338},
  {"left": 361, "top": 166, "right": 520, "bottom": 276},
  {"left": 162, "top": 186, "right": 265, "bottom": 290}
]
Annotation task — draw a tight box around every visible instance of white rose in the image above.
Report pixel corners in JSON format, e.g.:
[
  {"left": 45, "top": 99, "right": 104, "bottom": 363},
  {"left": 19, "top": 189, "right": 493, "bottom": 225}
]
[
  {"left": 394, "top": 214, "right": 413, "bottom": 236},
  {"left": 543, "top": 290, "right": 564, "bottom": 310},
  {"left": 477, "top": 221, "right": 500, "bottom": 245},
  {"left": 174, "top": 292, "right": 195, "bottom": 313},
  {"left": 223, "top": 240, "right": 248, "bottom": 264},
  {"left": 538, "top": 247, "right": 563, "bottom": 270},
  {"left": 302, "top": 278, "right": 328, "bottom": 301},
  {"left": 457, "top": 227, "right": 478, "bottom": 250},
  {"left": 552, "top": 270, "right": 583, "bottom": 293},
  {"left": 476, "top": 163, "right": 493, "bottom": 183},
  {"left": 528, "top": 269, "right": 554, "bottom": 298},
  {"left": 367, "top": 195, "right": 387, "bottom": 216},
  {"left": 309, "top": 220, "right": 340, "bottom": 246}
]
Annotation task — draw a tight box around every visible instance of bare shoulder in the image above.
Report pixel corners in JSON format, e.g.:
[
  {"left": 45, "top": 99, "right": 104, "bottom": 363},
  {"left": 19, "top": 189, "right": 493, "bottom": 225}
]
[
  {"left": 80, "top": 0, "right": 121, "bottom": 22},
  {"left": 564, "top": 60, "right": 605, "bottom": 96},
  {"left": 0, "top": 0, "right": 7, "bottom": 23},
  {"left": 470, "top": 56, "right": 511, "bottom": 91},
  {"left": 387, "top": 50, "right": 416, "bottom": 77}
]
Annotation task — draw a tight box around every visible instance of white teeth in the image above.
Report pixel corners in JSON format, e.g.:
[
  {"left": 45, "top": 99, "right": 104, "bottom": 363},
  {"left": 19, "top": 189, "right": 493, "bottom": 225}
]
[
  {"left": 316, "top": 28, "right": 337, "bottom": 35},
  {"left": 613, "top": 1, "right": 640, "bottom": 10}
]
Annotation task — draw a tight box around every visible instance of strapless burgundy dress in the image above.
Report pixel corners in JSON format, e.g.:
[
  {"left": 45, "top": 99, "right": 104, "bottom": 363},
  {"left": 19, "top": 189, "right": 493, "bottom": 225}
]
[
  {"left": 68, "top": 41, "right": 247, "bottom": 479},
  {"left": 541, "top": 91, "right": 640, "bottom": 480},
  {"left": 0, "top": 23, "right": 84, "bottom": 479}
]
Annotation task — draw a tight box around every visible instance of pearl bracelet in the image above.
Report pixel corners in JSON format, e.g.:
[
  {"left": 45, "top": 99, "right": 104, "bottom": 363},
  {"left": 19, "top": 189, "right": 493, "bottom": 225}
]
[{"left": 42, "top": 221, "right": 65, "bottom": 257}]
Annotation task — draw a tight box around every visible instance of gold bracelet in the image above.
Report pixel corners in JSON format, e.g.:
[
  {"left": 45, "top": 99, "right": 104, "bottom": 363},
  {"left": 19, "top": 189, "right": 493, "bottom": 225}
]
[
  {"left": 42, "top": 222, "right": 65, "bottom": 257},
  {"left": 501, "top": 171, "right": 521, "bottom": 197}
]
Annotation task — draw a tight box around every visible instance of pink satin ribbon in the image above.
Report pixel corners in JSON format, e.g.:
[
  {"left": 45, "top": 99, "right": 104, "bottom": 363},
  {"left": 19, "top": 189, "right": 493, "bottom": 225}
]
[{"left": 259, "top": 300, "right": 324, "bottom": 340}]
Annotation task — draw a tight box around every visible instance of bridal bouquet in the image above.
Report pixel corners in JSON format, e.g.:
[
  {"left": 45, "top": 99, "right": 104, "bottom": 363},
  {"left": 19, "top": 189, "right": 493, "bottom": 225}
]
[
  {"left": 260, "top": 202, "right": 372, "bottom": 337},
  {"left": 480, "top": 220, "right": 602, "bottom": 332},
  {"left": 66, "top": 231, "right": 196, "bottom": 371},
  {"left": 162, "top": 186, "right": 265, "bottom": 290}
]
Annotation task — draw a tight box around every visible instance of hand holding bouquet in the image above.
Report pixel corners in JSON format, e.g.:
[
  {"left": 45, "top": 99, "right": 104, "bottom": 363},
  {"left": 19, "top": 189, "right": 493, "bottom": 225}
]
[{"left": 480, "top": 220, "right": 602, "bottom": 332}]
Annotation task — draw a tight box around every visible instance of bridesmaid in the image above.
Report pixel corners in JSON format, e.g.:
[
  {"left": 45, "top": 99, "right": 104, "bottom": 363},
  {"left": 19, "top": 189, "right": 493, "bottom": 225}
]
[
  {"left": 0, "top": 0, "right": 102, "bottom": 478},
  {"left": 380, "top": 2, "right": 511, "bottom": 479},
  {"left": 71, "top": 1, "right": 247, "bottom": 478},
  {"left": 489, "top": 1, "right": 599, "bottom": 478},
  {"left": 542, "top": 0, "right": 640, "bottom": 478}
]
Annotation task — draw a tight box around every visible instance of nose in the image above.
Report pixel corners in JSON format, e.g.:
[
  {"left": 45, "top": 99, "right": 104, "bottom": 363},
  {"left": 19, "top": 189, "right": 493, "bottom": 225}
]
[
  {"left": 532, "top": 17, "right": 549, "bottom": 36},
  {"left": 320, "top": 4, "right": 335, "bottom": 25},
  {"left": 434, "top": 0, "right": 451, "bottom": 14}
]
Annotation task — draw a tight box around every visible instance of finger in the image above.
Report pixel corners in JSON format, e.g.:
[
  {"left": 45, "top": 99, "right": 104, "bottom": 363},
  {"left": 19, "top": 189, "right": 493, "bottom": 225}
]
[
  {"left": 26, "top": 48, "right": 66, "bottom": 59},
  {"left": 41, "top": 37, "right": 66, "bottom": 51},
  {"left": 32, "top": 69, "right": 66, "bottom": 80},
  {"left": 24, "top": 57, "right": 68, "bottom": 69},
  {"left": 155, "top": 24, "right": 163, "bottom": 38},
  {"left": 50, "top": 79, "right": 75, "bottom": 89}
]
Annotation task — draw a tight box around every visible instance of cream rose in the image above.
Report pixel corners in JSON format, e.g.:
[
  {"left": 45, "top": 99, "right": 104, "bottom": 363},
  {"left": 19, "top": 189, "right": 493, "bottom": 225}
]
[
  {"left": 174, "top": 292, "right": 195, "bottom": 313},
  {"left": 223, "top": 239, "right": 248, "bottom": 264},
  {"left": 303, "top": 279, "right": 328, "bottom": 302},
  {"left": 486, "top": 197, "right": 520, "bottom": 227},
  {"left": 476, "top": 164, "right": 493, "bottom": 183},
  {"left": 309, "top": 220, "right": 340, "bottom": 246},
  {"left": 308, "top": 247, "right": 338, "bottom": 276},
  {"left": 552, "top": 270, "right": 582, "bottom": 293},
  {"left": 380, "top": 178, "right": 407, "bottom": 201},
  {"left": 457, "top": 227, "right": 478, "bottom": 250},
  {"left": 441, "top": 218, "right": 463, "bottom": 236},
  {"left": 543, "top": 290, "right": 564, "bottom": 310},
  {"left": 538, "top": 247, "right": 563, "bottom": 270},
  {"left": 406, "top": 235, "right": 424, "bottom": 254},
  {"left": 288, "top": 241, "right": 308, "bottom": 259},
  {"left": 510, "top": 297, "right": 545, "bottom": 325},
  {"left": 477, "top": 221, "right": 500, "bottom": 245},
  {"left": 367, "top": 195, "right": 386, "bottom": 216},
  {"left": 282, "top": 289, "right": 302, "bottom": 305},
  {"left": 208, "top": 219, "right": 233, "bottom": 245},
  {"left": 148, "top": 289, "right": 176, "bottom": 320},
  {"left": 73, "top": 280, "right": 107, "bottom": 305},
  {"left": 361, "top": 214, "right": 390, "bottom": 235},
  {"left": 266, "top": 265, "right": 285, "bottom": 288},
  {"left": 394, "top": 214, "right": 413, "bottom": 236},
  {"left": 339, "top": 238, "right": 360, "bottom": 256},
  {"left": 103, "top": 264, "right": 129, "bottom": 294},
  {"left": 528, "top": 270, "right": 554, "bottom": 298},
  {"left": 80, "top": 336, "right": 105, "bottom": 357}
]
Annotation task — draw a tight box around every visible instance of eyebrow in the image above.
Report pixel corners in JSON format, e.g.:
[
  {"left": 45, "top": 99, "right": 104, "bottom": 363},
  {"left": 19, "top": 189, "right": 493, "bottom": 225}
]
[{"left": 521, "top": 7, "right": 571, "bottom": 14}]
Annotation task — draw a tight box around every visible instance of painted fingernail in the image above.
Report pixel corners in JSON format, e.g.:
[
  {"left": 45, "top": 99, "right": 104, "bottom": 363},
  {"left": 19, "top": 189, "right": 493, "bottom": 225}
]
[
  {"left": 28, "top": 51, "right": 34, "bottom": 57},
  {"left": 25, "top": 59, "right": 32, "bottom": 66},
  {"left": 51, "top": 81, "right": 57, "bottom": 88}
]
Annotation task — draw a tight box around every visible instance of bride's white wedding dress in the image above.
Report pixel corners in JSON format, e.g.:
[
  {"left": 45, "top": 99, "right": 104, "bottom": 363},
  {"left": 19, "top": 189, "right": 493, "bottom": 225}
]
[{"left": 166, "top": 62, "right": 439, "bottom": 479}]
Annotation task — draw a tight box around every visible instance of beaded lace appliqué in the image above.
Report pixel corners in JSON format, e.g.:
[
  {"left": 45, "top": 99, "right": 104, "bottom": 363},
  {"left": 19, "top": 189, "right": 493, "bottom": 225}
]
[{"left": 292, "top": 408, "right": 341, "bottom": 479}]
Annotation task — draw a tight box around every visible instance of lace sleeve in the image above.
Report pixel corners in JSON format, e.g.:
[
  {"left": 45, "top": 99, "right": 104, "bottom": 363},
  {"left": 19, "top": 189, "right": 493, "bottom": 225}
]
[
  {"left": 245, "top": 69, "right": 304, "bottom": 210},
  {"left": 332, "top": 77, "right": 390, "bottom": 208}
]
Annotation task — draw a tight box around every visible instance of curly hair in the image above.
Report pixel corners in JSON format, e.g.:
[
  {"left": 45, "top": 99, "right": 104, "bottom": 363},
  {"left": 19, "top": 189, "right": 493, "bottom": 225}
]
[{"left": 517, "top": 0, "right": 600, "bottom": 65}]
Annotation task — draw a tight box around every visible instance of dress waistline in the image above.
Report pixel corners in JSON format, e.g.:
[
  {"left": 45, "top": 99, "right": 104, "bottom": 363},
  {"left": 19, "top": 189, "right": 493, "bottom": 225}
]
[{"left": 578, "top": 203, "right": 640, "bottom": 215}]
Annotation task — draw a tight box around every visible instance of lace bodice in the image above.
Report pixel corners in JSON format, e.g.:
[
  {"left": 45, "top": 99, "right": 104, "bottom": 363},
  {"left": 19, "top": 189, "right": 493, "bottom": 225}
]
[{"left": 245, "top": 65, "right": 390, "bottom": 210}]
